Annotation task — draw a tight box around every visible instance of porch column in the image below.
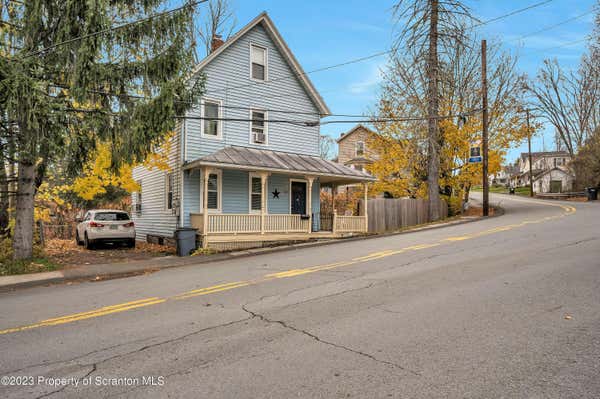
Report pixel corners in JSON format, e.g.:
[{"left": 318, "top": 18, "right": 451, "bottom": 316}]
[
  {"left": 332, "top": 184, "right": 338, "bottom": 234},
  {"left": 363, "top": 182, "right": 369, "bottom": 233},
  {"left": 306, "top": 176, "right": 314, "bottom": 234},
  {"left": 260, "top": 172, "right": 268, "bottom": 235},
  {"left": 202, "top": 167, "right": 210, "bottom": 248}
]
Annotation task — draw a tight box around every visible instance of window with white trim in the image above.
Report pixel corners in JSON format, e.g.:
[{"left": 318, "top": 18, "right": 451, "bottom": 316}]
[
  {"left": 250, "top": 175, "right": 262, "bottom": 212},
  {"left": 355, "top": 141, "right": 365, "bottom": 156},
  {"left": 251, "top": 44, "right": 267, "bottom": 81},
  {"left": 251, "top": 110, "right": 267, "bottom": 144},
  {"left": 165, "top": 173, "right": 174, "bottom": 210},
  {"left": 135, "top": 180, "right": 142, "bottom": 213},
  {"left": 202, "top": 99, "right": 221, "bottom": 138},
  {"left": 207, "top": 173, "right": 220, "bottom": 210}
]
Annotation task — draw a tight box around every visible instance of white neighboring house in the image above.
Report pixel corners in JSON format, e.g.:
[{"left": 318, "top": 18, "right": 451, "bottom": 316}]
[{"left": 510, "top": 151, "right": 575, "bottom": 193}]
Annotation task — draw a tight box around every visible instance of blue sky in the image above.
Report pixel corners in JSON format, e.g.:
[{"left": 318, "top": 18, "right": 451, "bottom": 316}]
[{"left": 218, "top": 0, "right": 597, "bottom": 163}]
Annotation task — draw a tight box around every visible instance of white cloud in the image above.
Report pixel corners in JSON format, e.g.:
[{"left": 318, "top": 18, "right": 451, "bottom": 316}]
[{"left": 348, "top": 62, "right": 386, "bottom": 94}]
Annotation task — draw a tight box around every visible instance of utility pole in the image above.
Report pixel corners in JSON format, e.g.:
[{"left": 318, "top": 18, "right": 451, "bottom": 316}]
[
  {"left": 427, "top": 0, "right": 441, "bottom": 222},
  {"left": 526, "top": 109, "right": 534, "bottom": 197},
  {"left": 481, "top": 39, "right": 489, "bottom": 216}
]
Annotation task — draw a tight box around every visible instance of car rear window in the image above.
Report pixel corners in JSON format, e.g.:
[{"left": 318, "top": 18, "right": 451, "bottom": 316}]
[{"left": 94, "top": 212, "right": 130, "bottom": 221}]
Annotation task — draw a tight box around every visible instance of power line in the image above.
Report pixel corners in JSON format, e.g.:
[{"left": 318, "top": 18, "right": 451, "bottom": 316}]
[
  {"left": 509, "top": 7, "right": 596, "bottom": 42},
  {"left": 175, "top": 108, "right": 483, "bottom": 126},
  {"left": 21, "top": 0, "right": 208, "bottom": 59},
  {"left": 472, "top": 0, "right": 555, "bottom": 28},
  {"left": 529, "top": 37, "right": 589, "bottom": 54},
  {"left": 201, "top": 50, "right": 392, "bottom": 97}
]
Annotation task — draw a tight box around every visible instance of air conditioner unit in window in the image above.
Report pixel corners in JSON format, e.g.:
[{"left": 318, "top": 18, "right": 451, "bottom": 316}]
[{"left": 254, "top": 132, "right": 266, "bottom": 143}]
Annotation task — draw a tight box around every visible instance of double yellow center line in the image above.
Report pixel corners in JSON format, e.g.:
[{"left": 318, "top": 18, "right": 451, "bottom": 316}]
[{"left": 0, "top": 199, "right": 576, "bottom": 335}]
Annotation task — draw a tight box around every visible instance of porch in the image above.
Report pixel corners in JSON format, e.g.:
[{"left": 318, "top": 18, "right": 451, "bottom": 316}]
[{"left": 182, "top": 146, "right": 374, "bottom": 249}]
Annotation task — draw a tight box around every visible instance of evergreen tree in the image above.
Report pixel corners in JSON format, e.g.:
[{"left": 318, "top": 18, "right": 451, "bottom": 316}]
[{"left": 0, "top": 1, "right": 203, "bottom": 259}]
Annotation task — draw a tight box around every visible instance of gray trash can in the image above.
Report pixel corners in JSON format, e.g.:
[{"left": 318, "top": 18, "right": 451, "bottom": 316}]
[
  {"left": 174, "top": 228, "right": 198, "bottom": 256},
  {"left": 586, "top": 187, "right": 598, "bottom": 201}
]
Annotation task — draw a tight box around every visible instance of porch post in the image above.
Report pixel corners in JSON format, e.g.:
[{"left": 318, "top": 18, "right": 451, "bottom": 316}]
[
  {"left": 306, "top": 176, "right": 314, "bottom": 234},
  {"left": 363, "top": 182, "right": 369, "bottom": 233},
  {"left": 202, "top": 167, "right": 210, "bottom": 248},
  {"left": 331, "top": 183, "right": 338, "bottom": 234},
  {"left": 260, "top": 172, "right": 268, "bottom": 235}
]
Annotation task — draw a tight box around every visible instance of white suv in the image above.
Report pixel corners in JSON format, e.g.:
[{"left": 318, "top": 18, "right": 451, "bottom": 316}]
[{"left": 76, "top": 210, "right": 136, "bottom": 249}]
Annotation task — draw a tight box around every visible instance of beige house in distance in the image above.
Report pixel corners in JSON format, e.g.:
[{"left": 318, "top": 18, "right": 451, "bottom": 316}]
[{"left": 336, "top": 124, "right": 378, "bottom": 172}]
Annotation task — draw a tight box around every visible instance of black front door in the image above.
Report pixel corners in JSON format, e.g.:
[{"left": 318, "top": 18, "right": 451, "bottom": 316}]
[{"left": 291, "top": 181, "right": 307, "bottom": 215}]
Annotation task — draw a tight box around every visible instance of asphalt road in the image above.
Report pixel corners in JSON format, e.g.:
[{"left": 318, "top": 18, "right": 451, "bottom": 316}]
[{"left": 1, "top": 194, "right": 599, "bottom": 398}]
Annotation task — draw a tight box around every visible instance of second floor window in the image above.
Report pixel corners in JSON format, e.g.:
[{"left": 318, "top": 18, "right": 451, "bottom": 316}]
[
  {"left": 356, "top": 141, "right": 365, "bottom": 157},
  {"left": 202, "top": 99, "right": 221, "bottom": 138},
  {"left": 251, "top": 44, "right": 267, "bottom": 81},
  {"left": 251, "top": 110, "right": 267, "bottom": 144}
]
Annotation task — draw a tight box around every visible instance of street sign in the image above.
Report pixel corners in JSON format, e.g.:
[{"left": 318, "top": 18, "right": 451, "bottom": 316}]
[{"left": 468, "top": 144, "right": 482, "bottom": 163}]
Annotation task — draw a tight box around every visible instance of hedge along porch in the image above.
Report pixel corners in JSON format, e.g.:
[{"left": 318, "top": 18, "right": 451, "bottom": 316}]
[{"left": 181, "top": 146, "right": 374, "bottom": 249}]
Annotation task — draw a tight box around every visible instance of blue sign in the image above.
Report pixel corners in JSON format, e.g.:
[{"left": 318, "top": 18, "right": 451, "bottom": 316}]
[{"left": 468, "top": 145, "right": 482, "bottom": 163}]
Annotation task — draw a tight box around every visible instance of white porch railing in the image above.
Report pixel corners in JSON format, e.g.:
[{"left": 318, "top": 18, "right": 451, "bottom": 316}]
[
  {"left": 207, "top": 214, "right": 261, "bottom": 234},
  {"left": 265, "top": 214, "right": 309, "bottom": 233},
  {"left": 334, "top": 215, "right": 367, "bottom": 233},
  {"left": 189, "top": 213, "right": 367, "bottom": 235},
  {"left": 191, "top": 213, "right": 310, "bottom": 234}
]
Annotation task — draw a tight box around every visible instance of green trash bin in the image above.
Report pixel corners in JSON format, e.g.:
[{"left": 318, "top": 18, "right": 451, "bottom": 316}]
[{"left": 586, "top": 187, "right": 598, "bottom": 201}]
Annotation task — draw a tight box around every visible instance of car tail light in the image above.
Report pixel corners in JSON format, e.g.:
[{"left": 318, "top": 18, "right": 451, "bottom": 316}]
[
  {"left": 123, "top": 222, "right": 134, "bottom": 228},
  {"left": 89, "top": 221, "right": 104, "bottom": 228}
]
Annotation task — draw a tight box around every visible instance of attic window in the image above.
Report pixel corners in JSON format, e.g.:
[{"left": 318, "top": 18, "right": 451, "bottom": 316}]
[{"left": 251, "top": 44, "right": 267, "bottom": 81}]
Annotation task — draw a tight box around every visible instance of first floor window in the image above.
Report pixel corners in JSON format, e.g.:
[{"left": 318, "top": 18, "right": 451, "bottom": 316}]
[
  {"left": 165, "top": 173, "right": 174, "bottom": 210},
  {"left": 250, "top": 176, "right": 262, "bottom": 212},
  {"left": 203, "top": 100, "right": 221, "bottom": 137},
  {"left": 207, "top": 173, "right": 219, "bottom": 210},
  {"left": 135, "top": 181, "right": 142, "bottom": 213}
]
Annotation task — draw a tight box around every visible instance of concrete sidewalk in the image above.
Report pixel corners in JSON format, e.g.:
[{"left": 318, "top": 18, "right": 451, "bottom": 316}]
[{"left": 0, "top": 214, "right": 490, "bottom": 292}]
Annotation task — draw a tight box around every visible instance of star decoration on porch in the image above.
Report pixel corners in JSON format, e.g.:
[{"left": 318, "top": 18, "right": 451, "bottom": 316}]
[{"left": 272, "top": 189, "right": 280, "bottom": 199}]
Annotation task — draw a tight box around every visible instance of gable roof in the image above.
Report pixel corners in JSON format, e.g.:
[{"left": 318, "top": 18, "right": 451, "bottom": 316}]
[
  {"left": 519, "top": 151, "right": 570, "bottom": 162},
  {"left": 532, "top": 167, "right": 574, "bottom": 181},
  {"left": 336, "top": 124, "right": 375, "bottom": 143},
  {"left": 189, "top": 12, "right": 330, "bottom": 116}
]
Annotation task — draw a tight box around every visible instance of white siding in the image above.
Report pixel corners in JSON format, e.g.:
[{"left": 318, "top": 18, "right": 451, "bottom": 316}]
[{"left": 132, "top": 125, "right": 182, "bottom": 241}]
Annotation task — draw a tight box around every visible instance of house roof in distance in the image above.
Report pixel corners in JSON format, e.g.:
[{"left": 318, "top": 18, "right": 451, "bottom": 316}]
[
  {"left": 520, "top": 151, "right": 570, "bottom": 162},
  {"left": 336, "top": 124, "right": 375, "bottom": 143},
  {"left": 183, "top": 146, "right": 375, "bottom": 182},
  {"left": 188, "top": 12, "right": 330, "bottom": 116}
]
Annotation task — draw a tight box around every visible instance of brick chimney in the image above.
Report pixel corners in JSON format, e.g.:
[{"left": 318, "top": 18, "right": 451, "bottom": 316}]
[{"left": 211, "top": 34, "right": 224, "bottom": 53}]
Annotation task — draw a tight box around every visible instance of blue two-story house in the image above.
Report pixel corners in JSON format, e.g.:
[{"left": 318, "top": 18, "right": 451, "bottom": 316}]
[{"left": 132, "top": 12, "right": 374, "bottom": 250}]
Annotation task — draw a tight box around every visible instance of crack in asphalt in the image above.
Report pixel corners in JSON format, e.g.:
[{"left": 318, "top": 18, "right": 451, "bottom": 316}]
[
  {"left": 12, "top": 317, "right": 252, "bottom": 398},
  {"left": 1, "top": 336, "right": 159, "bottom": 376},
  {"left": 241, "top": 303, "right": 422, "bottom": 377},
  {"left": 34, "top": 364, "right": 96, "bottom": 399}
]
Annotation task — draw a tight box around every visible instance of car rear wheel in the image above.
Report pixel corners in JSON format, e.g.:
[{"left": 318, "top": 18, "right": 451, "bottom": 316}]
[
  {"left": 75, "top": 231, "right": 83, "bottom": 246},
  {"left": 127, "top": 239, "right": 136, "bottom": 249},
  {"left": 84, "top": 233, "right": 94, "bottom": 250}
]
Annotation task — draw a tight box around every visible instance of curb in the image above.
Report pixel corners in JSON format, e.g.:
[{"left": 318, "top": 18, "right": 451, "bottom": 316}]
[{"left": 0, "top": 206, "right": 501, "bottom": 292}]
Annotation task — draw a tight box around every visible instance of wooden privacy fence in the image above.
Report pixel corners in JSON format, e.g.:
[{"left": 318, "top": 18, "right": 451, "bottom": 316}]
[{"left": 359, "top": 198, "right": 448, "bottom": 233}]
